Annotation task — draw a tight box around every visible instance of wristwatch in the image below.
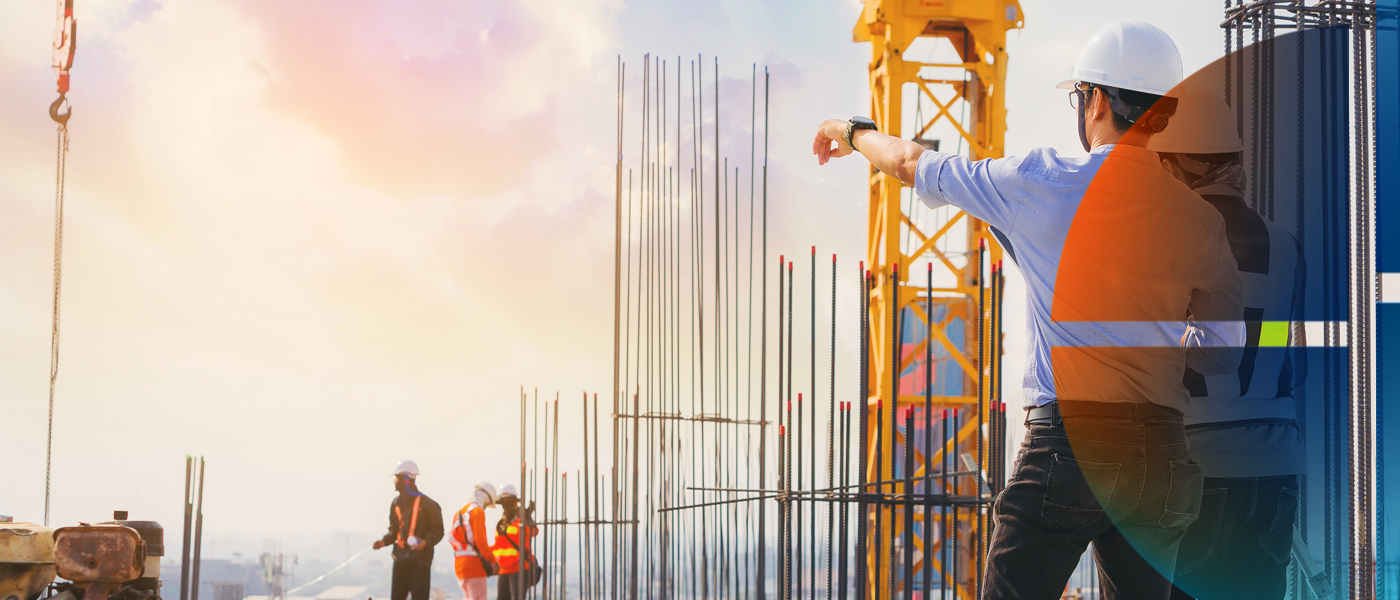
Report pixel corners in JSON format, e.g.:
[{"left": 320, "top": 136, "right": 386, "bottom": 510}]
[{"left": 845, "top": 116, "right": 877, "bottom": 152}]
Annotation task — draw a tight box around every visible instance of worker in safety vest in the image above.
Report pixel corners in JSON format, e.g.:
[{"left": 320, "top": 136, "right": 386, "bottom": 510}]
[
  {"left": 814, "top": 21, "right": 1245, "bottom": 599},
  {"left": 450, "top": 482, "right": 500, "bottom": 600},
  {"left": 491, "top": 485, "right": 537, "bottom": 600},
  {"left": 1150, "top": 87, "right": 1308, "bottom": 600},
  {"left": 372, "top": 460, "right": 444, "bottom": 600}
]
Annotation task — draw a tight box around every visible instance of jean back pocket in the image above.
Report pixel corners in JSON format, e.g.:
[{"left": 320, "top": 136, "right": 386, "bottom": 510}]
[
  {"left": 1041, "top": 453, "right": 1120, "bottom": 531},
  {"left": 1158, "top": 460, "right": 1205, "bottom": 530}
]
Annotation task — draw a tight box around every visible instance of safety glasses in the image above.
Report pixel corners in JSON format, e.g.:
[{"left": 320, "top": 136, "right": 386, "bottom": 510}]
[{"left": 1068, "top": 81, "right": 1097, "bottom": 110}]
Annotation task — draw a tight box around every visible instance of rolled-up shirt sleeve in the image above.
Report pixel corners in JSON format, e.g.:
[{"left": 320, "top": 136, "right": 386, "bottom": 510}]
[{"left": 913, "top": 151, "right": 1024, "bottom": 233}]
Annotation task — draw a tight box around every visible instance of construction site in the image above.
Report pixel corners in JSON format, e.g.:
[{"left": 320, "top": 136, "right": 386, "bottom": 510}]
[{"left": 2, "top": 1, "right": 1395, "bottom": 600}]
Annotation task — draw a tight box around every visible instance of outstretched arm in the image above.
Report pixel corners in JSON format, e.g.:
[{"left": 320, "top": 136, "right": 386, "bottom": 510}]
[{"left": 812, "top": 119, "right": 925, "bottom": 186}]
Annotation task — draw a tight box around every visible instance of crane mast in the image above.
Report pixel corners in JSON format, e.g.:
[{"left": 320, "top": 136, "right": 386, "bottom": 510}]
[{"left": 854, "top": 1, "right": 1021, "bottom": 598}]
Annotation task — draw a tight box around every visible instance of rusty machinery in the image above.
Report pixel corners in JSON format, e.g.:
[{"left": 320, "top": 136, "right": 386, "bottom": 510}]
[
  {"left": 1, "top": 514, "right": 166, "bottom": 600},
  {"left": 853, "top": 1, "right": 1022, "bottom": 598}
]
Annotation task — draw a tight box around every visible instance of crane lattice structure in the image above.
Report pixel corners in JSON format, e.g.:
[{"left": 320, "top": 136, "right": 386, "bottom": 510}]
[{"left": 854, "top": 1, "right": 1022, "bottom": 598}]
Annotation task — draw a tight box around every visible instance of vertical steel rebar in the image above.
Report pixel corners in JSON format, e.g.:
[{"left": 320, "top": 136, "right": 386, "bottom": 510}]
[
  {"left": 887, "top": 264, "right": 900, "bottom": 600},
  {"left": 902, "top": 407, "right": 914, "bottom": 600},
  {"left": 758, "top": 66, "right": 769, "bottom": 600},
  {"left": 856, "top": 266, "right": 870, "bottom": 600},
  {"left": 190, "top": 459, "right": 205, "bottom": 600},
  {"left": 940, "top": 410, "right": 949, "bottom": 600},
  {"left": 810, "top": 248, "right": 818, "bottom": 600},
  {"left": 180, "top": 456, "right": 193, "bottom": 600},
  {"left": 827, "top": 253, "right": 837, "bottom": 600},
  {"left": 873, "top": 397, "right": 884, "bottom": 600}
]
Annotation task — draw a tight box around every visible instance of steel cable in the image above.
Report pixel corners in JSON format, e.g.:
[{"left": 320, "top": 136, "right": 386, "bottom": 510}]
[{"left": 44, "top": 123, "right": 67, "bottom": 527}]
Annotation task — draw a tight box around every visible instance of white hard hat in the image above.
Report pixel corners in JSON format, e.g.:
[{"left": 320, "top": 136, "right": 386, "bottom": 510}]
[
  {"left": 498, "top": 484, "right": 518, "bottom": 499},
  {"left": 393, "top": 460, "right": 419, "bottom": 477},
  {"left": 474, "top": 482, "right": 498, "bottom": 505},
  {"left": 1056, "top": 21, "right": 1183, "bottom": 97},
  {"left": 1146, "top": 86, "right": 1243, "bottom": 154}
]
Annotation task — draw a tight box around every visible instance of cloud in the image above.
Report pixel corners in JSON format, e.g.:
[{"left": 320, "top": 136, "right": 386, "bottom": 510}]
[{"left": 238, "top": 0, "right": 616, "bottom": 200}]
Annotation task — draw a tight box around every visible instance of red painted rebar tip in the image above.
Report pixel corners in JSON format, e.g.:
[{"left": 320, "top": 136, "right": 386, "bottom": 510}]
[
  {"left": 788, "top": 401, "right": 792, "bottom": 411},
  {"left": 980, "top": 238, "right": 987, "bottom": 249},
  {"left": 812, "top": 246, "right": 816, "bottom": 255},
  {"left": 780, "top": 254, "right": 784, "bottom": 263},
  {"left": 833, "top": 253, "right": 837, "bottom": 263},
  {"left": 877, "top": 398, "right": 883, "bottom": 409},
  {"left": 998, "top": 259, "right": 1004, "bottom": 269},
  {"left": 798, "top": 393, "right": 803, "bottom": 402},
  {"left": 789, "top": 262, "right": 793, "bottom": 270},
  {"left": 780, "top": 425, "right": 786, "bottom": 435},
  {"left": 893, "top": 263, "right": 899, "bottom": 273},
  {"left": 992, "top": 262, "right": 999, "bottom": 274},
  {"left": 860, "top": 260, "right": 865, "bottom": 270}
]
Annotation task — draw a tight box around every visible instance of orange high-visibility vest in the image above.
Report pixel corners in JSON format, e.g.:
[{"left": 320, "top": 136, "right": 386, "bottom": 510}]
[
  {"left": 450, "top": 502, "right": 496, "bottom": 579},
  {"left": 393, "top": 496, "right": 422, "bottom": 549},
  {"left": 491, "top": 519, "right": 536, "bottom": 575}
]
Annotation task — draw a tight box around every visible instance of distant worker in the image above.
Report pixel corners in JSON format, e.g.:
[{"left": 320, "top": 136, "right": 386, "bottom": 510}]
[
  {"left": 450, "top": 482, "right": 500, "bottom": 600},
  {"left": 1151, "top": 87, "right": 1307, "bottom": 600},
  {"left": 492, "top": 484, "right": 538, "bottom": 600},
  {"left": 372, "top": 460, "right": 444, "bottom": 600},
  {"left": 813, "top": 21, "right": 1244, "bottom": 599}
]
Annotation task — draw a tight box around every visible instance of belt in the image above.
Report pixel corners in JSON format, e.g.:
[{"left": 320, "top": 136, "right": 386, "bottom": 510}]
[{"left": 1025, "top": 400, "right": 1182, "bottom": 426}]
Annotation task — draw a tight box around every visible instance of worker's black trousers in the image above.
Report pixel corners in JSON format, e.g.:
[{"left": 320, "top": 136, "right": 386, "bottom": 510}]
[
  {"left": 1168, "top": 475, "right": 1299, "bottom": 600},
  {"left": 498, "top": 572, "right": 526, "bottom": 600},
  {"left": 391, "top": 559, "right": 432, "bottom": 600},
  {"left": 981, "top": 409, "right": 1203, "bottom": 600}
]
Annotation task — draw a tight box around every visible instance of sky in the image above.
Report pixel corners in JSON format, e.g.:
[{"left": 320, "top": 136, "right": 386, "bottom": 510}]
[{"left": 1, "top": 0, "right": 1233, "bottom": 566}]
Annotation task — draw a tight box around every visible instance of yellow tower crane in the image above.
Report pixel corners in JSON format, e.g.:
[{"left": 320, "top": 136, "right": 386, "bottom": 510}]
[{"left": 854, "top": 1, "right": 1021, "bottom": 598}]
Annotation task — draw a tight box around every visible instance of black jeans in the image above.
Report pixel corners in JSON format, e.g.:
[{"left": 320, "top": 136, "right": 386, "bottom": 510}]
[
  {"left": 982, "top": 407, "right": 1204, "bottom": 600},
  {"left": 1169, "top": 475, "right": 1299, "bottom": 600},
  {"left": 390, "top": 559, "right": 431, "bottom": 600},
  {"left": 498, "top": 571, "right": 525, "bottom": 600}
]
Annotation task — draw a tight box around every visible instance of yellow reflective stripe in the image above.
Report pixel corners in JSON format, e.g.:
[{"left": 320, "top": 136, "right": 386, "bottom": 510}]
[
  {"left": 1259, "top": 321, "right": 1290, "bottom": 347},
  {"left": 497, "top": 548, "right": 519, "bottom": 557}
]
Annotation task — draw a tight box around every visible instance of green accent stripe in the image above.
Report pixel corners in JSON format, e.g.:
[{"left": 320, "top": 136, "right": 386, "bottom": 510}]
[{"left": 1258, "top": 321, "right": 1290, "bottom": 347}]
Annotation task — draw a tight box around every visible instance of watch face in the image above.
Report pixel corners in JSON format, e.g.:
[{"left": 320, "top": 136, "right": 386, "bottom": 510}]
[{"left": 851, "top": 116, "right": 877, "bottom": 130}]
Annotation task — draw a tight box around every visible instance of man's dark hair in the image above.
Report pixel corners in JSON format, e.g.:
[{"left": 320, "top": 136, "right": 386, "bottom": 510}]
[{"left": 1105, "top": 87, "right": 1173, "bottom": 133}]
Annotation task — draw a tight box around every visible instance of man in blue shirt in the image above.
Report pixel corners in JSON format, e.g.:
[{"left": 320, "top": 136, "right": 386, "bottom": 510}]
[{"left": 815, "top": 21, "right": 1244, "bottom": 600}]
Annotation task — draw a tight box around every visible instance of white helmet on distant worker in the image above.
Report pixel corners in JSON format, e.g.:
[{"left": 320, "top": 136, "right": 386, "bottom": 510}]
[
  {"left": 1146, "top": 86, "right": 1244, "bottom": 154},
  {"left": 498, "top": 484, "right": 518, "bottom": 500},
  {"left": 475, "top": 482, "right": 498, "bottom": 506},
  {"left": 1056, "top": 21, "right": 1183, "bottom": 97},
  {"left": 393, "top": 460, "right": 419, "bottom": 478}
]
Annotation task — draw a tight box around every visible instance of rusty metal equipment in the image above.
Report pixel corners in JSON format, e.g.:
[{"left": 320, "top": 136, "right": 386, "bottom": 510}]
[
  {"left": 53, "top": 524, "right": 144, "bottom": 600},
  {"left": 0, "top": 520, "right": 57, "bottom": 600},
  {"left": 36, "top": 513, "right": 166, "bottom": 600}
]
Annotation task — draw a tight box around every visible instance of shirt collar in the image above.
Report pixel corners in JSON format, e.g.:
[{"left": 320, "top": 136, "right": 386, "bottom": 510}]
[{"left": 1091, "top": 143, "right": 1160, "bottom": 164}]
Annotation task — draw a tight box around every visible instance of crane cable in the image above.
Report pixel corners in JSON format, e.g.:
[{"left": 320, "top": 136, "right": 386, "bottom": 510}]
[{"left": 45, "top": 0, "right": 75, "bottom": 528}]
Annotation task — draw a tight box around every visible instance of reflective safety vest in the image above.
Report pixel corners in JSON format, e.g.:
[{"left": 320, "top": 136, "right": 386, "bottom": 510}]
[
  {"left": 491, "top": 518, "right": 537, "bottom": 575},
  {"left": 393, "top": 496, "right": 422, "bottom": 549},
  {"left": 450, "top": 502, "right": 496, "bottom": 579}
]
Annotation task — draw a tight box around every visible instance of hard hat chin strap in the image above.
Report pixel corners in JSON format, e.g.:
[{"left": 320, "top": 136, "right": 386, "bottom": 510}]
[{"left": 1076, "top": 91, "right": 1092, "bottom": 153}]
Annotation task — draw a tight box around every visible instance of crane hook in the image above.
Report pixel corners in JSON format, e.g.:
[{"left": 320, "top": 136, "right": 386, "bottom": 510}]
[{"left": 50, "top": 93, "right": 71, "bottom": 125}]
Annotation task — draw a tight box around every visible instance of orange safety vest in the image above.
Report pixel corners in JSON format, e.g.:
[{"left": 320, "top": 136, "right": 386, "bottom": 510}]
[
  {"left": 393, "top": 496, "right": 422, "bottom": 549},
  {"left": 491, "top": 518, "right": 536, "bottom": 575},
  {"left": 450, "top": 502, "right": 496, "bottom": 579}
]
